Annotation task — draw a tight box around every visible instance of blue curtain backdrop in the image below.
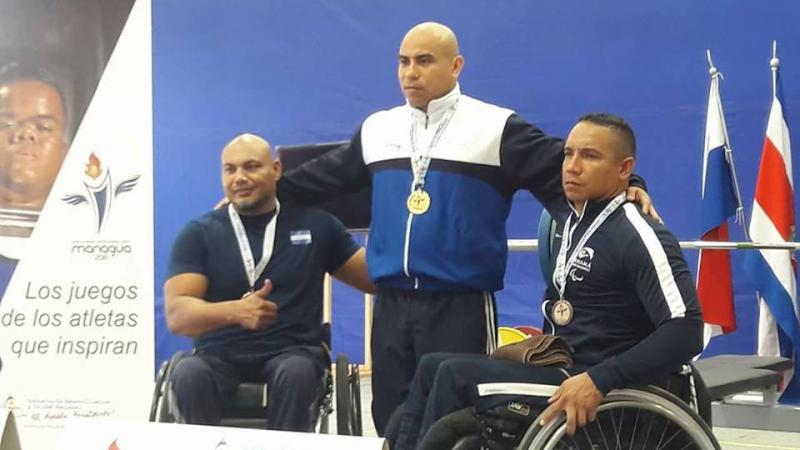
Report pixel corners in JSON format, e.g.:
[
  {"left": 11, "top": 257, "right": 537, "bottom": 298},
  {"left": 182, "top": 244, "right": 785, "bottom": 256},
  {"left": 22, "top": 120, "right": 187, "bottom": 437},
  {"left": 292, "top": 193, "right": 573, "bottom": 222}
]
[{"left": 152, "top": 0, "right": 800, "bottom": 366}]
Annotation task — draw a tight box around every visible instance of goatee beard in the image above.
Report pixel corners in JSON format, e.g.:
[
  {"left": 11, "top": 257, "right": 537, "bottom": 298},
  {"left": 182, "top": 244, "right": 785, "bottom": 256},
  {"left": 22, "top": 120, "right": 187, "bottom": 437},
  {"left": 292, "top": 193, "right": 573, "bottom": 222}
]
[{"left": 233, "top": 196, "right": 272, "bottom": 215}]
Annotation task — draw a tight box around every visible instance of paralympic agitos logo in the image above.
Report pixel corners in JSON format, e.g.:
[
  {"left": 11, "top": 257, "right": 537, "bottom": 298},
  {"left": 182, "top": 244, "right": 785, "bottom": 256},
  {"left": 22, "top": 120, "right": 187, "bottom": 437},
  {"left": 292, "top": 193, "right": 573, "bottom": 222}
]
[{"left": 61, "top": 152, "right": 140, "bottom": 232}]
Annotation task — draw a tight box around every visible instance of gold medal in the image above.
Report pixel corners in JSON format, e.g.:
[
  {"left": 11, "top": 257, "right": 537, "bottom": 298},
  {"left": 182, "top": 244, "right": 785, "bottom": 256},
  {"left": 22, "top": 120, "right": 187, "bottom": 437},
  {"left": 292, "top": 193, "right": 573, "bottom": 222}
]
[
  {"left": 407, "top": 189, "right": 431, "bottom": 215},
  {"left": 552, "top": 299, "right": 574, "bottom": 326}
]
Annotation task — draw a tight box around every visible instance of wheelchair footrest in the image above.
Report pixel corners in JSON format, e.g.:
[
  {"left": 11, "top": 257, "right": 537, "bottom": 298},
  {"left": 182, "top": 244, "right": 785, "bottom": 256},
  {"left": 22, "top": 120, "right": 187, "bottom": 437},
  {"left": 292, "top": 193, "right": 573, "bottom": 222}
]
[{"left": 694, "top": 355, "right": 792, "bottom": 402}]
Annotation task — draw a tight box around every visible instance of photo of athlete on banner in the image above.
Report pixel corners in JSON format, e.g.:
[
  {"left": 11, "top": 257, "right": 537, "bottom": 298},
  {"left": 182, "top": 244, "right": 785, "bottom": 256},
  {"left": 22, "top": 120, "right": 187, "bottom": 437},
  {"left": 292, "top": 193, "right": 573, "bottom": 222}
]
[
  {"left": 0, "top": 64, "right": 69, "bottom": 238},
  {"left": 0, "top": 0, "right": 134, "bottom": 299}
]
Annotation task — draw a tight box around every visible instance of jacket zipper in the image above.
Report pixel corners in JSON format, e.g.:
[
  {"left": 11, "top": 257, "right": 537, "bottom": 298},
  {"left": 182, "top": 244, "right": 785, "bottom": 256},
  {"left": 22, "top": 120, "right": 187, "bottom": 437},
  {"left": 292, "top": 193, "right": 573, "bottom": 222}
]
[{"left": 402, "top": 113, "right": 429, "bottom": 289}]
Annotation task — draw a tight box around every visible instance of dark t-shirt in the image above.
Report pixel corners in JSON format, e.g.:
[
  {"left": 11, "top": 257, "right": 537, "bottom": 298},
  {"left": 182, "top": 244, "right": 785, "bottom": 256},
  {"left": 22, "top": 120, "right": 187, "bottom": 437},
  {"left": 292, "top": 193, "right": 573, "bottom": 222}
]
[{"left": 168, "top": 206, "right": 360, "bottom": 358}]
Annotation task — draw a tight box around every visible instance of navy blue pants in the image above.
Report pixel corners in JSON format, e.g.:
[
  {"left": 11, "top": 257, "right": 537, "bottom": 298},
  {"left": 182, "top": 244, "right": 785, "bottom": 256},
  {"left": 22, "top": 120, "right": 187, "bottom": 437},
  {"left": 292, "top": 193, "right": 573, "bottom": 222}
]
[
  {"left": 169, "top": 346, "right": 327, "bottom": 431},
  {"left": 370, "top": 289, "right": 497, "bottom": 435},
  {"left": 394, "top": 352, "right": 570, "bottom": 450}
]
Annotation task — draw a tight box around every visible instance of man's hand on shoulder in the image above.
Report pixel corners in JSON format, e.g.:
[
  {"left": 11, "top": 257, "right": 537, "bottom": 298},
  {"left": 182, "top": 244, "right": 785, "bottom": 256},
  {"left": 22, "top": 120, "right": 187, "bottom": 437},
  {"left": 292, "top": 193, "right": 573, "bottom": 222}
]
[
  {"left": 237, "top": 279, "right": 278, "bottom": 330},
  {"left": 626, "top": 186, "right": 662, "bottom": 223},
  {"left": 538, "top": 372, "right": 603, "bottom": 435}
]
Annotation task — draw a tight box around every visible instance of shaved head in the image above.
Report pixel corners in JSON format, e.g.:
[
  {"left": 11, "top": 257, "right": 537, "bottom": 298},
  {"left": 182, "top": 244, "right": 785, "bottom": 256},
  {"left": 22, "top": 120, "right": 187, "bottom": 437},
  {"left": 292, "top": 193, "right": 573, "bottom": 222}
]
[
  {"left": 402, "top": 22, "right": 460, "bottom": 59},
  {"left": 221, "top": 133, "right": 281, "bottom": 215},
  {"left": 398, "top": 22, "right": 464, "bottom": 110},
  {"left": 222, "top": 133, "right": 272, "bottom": 161}
]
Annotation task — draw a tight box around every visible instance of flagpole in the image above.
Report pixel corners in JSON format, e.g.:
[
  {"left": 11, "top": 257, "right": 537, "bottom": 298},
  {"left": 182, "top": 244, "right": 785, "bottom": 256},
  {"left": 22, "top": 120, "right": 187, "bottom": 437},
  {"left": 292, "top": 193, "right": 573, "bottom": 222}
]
[
  {"left": 506, "top": 239, "right": 800, "bottom": 252},
  {"left": 726, "top": 125, "right": 748, "bottom": 239},
  {"left": 771, "top": 40, "right": 779, "bottom": 97},
  {"left": 706, "top": 49, "right": 749, "bottom": 238}
]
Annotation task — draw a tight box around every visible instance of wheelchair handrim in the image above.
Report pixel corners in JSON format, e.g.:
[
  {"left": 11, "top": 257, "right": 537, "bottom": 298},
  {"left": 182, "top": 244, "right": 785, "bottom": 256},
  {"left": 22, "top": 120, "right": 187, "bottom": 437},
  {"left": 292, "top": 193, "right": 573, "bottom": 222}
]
[{"left": 521, "top": 388, "right": 719, "bottom": 450}]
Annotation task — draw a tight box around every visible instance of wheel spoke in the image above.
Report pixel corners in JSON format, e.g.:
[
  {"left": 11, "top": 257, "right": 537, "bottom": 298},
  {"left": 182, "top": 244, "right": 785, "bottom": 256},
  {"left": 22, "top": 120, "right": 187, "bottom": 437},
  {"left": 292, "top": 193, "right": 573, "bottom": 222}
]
[
  {"left": 655, "top": 413, "right": 670, "bottom": 449},
  {"left": 640, "top": 410, "right": 656, "bottom": 450},
  {"left": 558, "top": 432, "right": 580, "bottom": 450},
  {"left": 657, "top": 424, "right": 685, "bottom": 450},
  {"left": 628, "top": 407, "right": 640, "bottom": 450},
  {"left": 596, "top": 411, "right": 611, "bottom": 450},
  {"left": 608, "top": 408, "right": 623, "bottom": 450},
  {"left": 581, "top": 424, "right": 595, "bottom": 450}
]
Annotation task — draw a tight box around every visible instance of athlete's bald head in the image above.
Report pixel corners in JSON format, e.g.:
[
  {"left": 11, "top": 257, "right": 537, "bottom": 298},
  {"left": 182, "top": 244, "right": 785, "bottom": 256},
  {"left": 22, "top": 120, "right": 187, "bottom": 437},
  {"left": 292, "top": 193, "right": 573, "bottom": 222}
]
[
  {"left": 221, "top": 133, "right": 281, "bottom": 215},
  {"left": 222, "top": 133, "right": 272, "bottom": 161},
  {"left": 398, "top": 22, "right": 464, "bottom": 111},
  {"left": 402, "top": 22, "right": 460, "bottom": 58}
]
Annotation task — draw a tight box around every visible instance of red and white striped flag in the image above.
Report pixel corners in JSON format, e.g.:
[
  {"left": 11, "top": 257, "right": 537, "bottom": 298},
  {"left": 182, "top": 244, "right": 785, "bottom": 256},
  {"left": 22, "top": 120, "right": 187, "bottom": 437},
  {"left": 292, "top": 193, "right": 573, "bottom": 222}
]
[{"left": 747, "top": 41, "right": 800, "bottom": 402}]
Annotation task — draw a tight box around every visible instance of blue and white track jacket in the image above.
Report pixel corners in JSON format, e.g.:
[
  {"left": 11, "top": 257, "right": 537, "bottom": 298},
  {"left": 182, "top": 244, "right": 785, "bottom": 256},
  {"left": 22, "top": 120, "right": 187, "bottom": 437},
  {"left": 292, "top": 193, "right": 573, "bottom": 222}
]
[{"left": 279, "top": 85, "right": 572, "bottom": 292}]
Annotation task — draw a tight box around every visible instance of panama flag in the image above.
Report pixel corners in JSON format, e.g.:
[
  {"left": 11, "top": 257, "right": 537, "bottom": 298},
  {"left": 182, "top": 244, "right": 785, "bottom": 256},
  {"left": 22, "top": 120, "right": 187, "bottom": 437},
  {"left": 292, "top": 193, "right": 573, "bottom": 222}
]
[
  {"left": 747, "top": 41, "right": 800, "bottom": 403},
  {"left": 698, "top": 51, "right": 744, "bottom": 346}
]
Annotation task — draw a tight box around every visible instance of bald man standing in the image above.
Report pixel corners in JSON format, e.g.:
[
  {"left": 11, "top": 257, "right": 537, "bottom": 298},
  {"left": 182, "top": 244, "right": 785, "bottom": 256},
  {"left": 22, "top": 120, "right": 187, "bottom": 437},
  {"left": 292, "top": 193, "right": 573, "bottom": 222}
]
[
  {"left": 164, "top": 133, "right": 373, "bottom": 431},
  {"left": 277, "top": 22, "right": 655, "bottom": 434}
]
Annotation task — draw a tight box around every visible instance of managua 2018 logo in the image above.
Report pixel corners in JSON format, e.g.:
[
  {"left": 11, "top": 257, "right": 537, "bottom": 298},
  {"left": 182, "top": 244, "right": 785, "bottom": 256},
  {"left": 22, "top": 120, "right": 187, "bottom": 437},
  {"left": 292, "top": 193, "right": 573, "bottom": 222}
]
[{"left": 61, "top": 153, "right": 140, "bottom": 232}]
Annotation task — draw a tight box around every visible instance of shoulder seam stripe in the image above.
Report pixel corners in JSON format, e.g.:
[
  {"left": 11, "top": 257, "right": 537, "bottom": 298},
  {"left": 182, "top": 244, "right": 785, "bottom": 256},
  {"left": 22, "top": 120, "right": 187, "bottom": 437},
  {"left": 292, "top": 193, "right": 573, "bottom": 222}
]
[{"left": 622, "top": 203, "right": 686, "bottom": 318}]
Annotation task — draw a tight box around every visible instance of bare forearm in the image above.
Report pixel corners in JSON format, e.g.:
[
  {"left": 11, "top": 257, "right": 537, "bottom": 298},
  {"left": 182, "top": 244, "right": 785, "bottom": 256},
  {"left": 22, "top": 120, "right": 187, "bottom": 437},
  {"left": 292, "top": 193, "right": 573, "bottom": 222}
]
[{"left": 165, "top": 295, "right": 242, "bottom": 338}]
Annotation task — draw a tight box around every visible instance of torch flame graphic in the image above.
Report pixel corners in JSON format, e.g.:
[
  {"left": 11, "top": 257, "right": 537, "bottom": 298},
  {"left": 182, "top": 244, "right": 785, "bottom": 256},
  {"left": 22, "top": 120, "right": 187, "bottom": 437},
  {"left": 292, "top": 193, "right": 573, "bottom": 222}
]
[{"left": 85, "top": 153, "right": 102, "bottom": 179}]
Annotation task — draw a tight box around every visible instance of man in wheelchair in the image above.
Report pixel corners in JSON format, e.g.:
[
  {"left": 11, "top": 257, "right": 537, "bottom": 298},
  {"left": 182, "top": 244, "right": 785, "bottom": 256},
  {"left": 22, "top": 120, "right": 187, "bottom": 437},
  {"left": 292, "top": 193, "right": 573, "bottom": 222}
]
[
  {"left": 163, "top": 133, "right": 374, "bottom": 431},
  {"left": 393, "top": 113, "right": 704, "bottom": 449}
]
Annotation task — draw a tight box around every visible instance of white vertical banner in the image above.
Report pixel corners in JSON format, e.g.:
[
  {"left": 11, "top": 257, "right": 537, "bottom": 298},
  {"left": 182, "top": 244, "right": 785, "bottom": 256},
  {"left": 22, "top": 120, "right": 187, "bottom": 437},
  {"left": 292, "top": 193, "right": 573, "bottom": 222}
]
[{"left": 0, "top": 0, "right": 153, "bottom": 448}]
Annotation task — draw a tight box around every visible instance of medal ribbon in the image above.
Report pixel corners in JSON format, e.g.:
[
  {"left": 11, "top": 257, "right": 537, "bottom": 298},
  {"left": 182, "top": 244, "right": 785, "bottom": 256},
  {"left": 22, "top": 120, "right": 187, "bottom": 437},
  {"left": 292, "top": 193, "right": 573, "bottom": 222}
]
[
  {"left": 408, "top": 102, "right": 458, "bottom": 191},
  {"left": 228, "top": 200, "right": 280, "bottom": 290},
  {"left": 552, "top": 192, "right": 626, "bottom": 300}
]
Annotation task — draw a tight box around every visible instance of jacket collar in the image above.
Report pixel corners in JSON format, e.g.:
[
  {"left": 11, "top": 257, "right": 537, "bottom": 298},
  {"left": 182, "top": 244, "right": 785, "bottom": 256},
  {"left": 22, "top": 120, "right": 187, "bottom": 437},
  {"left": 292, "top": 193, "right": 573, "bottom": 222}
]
[
  {"left": 568, "top": 192, "right": 627, "bottom": 223},
  {"left": 408, "top": 84, "right": 461, "bottom": 124}
]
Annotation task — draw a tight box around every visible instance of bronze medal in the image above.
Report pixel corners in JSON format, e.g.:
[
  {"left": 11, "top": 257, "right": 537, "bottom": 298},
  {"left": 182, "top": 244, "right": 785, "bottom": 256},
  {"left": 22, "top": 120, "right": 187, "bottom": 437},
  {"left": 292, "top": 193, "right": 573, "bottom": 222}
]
[
  {"left": 407, "top": 189, "right": 431, "bottom": 215},
  {"left": 552, "top": 299, "right": 574, "bottom": 326}
]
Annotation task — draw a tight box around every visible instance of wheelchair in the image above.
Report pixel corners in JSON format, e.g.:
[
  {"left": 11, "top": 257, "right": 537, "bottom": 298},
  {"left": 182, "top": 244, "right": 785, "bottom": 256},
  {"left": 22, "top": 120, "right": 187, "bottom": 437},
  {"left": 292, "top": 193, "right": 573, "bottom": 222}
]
[
  {"left": 414, "top": 210, "right": 721, "bottom": 449},
  {"left": 149, "top": 327, "right": 363, "bottom": 435},
  {"left": 420, "top": 367, "right": 718, "bottom": 450}
]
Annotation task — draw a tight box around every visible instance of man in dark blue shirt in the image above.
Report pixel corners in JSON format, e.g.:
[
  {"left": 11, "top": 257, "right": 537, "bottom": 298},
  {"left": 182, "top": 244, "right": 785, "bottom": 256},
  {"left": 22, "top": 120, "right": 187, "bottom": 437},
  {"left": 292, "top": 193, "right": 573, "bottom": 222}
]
[
  {"left": 164, "top": 133, "right": 374, "bottom": 431},
  {"left": 393, "top": 113, "right": 703, "bottom": 449}
]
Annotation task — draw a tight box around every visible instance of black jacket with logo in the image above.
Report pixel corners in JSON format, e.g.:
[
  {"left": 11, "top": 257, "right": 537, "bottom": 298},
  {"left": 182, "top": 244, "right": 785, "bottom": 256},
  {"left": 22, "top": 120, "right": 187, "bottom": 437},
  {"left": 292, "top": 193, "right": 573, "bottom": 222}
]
[{"left": 544, "top": 198, "right": 703, "bottom": 394}]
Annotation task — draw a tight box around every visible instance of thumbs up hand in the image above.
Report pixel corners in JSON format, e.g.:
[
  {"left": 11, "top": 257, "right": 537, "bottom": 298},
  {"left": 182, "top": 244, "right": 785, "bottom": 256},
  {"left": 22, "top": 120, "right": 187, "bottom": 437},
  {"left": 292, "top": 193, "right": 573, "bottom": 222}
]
[{"left": 238, "top": 279, "right": 278, "bottom": 330}]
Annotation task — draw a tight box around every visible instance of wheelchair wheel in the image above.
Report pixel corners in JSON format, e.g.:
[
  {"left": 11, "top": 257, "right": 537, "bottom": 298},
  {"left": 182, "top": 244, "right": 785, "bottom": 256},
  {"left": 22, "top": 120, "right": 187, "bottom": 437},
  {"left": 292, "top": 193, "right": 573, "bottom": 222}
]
[
  {"left": 149, "top": 357, "right": 170, "bottom": 421},
  {"left": 350, "top": 362, "right": 363, "bottom": 435},
  {"left": 315, "top": 370, "right": 334, "bottom": 434},
  {"left": 152, "top": 351, "right": 187, "bottom": 423},
  {"left": 317, "top": 406, "right": 330, "bottom": 434},
  {"left": 688, "top": 362, "right": 712, "bottom": 427},
  {"left": 452, "top": 435, "right": 491, "bottom": 450},
  {"left": 336, "top": 353, "right": 362, "bottom": 435},
  {"left": 518, "top": 386, "right": 720, "bottom": 450}
]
